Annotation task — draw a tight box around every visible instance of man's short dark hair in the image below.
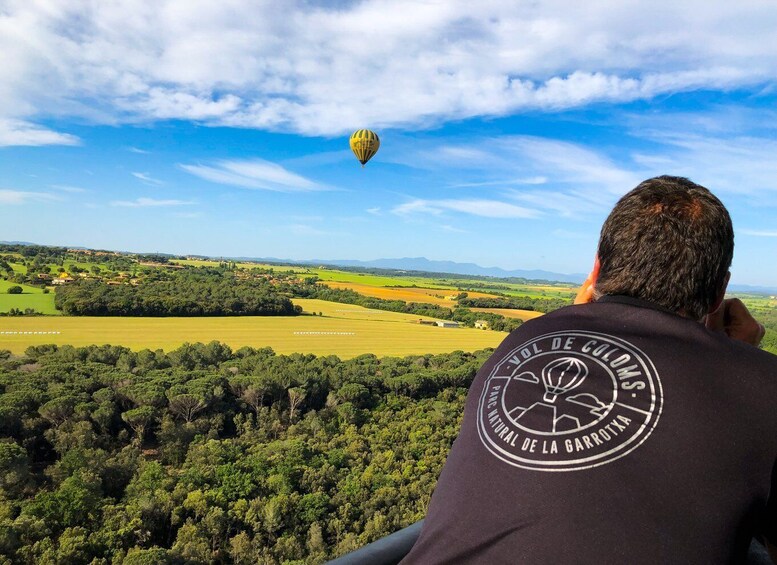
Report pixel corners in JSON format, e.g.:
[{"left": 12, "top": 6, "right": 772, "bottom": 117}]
[{"left": 595, "top": 176, "right": 733, "bottom": 320}]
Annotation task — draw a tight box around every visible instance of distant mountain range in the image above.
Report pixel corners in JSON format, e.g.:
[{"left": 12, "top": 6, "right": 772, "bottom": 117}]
[{"left": 298, "top": 257, "right": 588, "bottom": 284}]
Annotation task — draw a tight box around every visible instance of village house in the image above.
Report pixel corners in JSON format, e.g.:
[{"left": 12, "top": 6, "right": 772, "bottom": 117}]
[{"left": 52, "top": 272, "right": 75, "bottom": 285}]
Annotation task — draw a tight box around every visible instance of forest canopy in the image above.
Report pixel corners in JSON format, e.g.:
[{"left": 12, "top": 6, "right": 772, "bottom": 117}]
[
  {"left": 0, "top": 342, "right": 489, "bottom": 564},
  {"left": 54, "top": 272, "right": 301, "bottom": 317}
]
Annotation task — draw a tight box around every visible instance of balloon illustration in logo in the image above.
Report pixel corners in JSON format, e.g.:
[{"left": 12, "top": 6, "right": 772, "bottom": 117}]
[{"left": 541, "top": 357, "right": 588, "bottom": 404}]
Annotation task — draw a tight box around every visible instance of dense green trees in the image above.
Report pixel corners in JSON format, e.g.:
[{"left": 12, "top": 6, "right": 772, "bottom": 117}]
[
  {"left": 55, "top": 272, "right": 301, "bottom": 317},
  {"left": 0, "top": 342, "right": 491, "bottom": 563},
  {"left": 459, "top": 295, "right": 570, "bottom": 313}
]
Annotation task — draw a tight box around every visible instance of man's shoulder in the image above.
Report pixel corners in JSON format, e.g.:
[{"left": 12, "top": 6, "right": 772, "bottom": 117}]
[{"left": 501, "top": 300, "right": 777, "bottom": 371}]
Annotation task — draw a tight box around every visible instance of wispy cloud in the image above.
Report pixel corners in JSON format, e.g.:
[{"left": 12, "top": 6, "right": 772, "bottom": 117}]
[
  {"left": 507, "top": 188, "right": 611, "bottom": 218},
  {"left": 740, "top": 229, "right": 777, "bottom": 237},
  {"left": 552, "top": 228, "right": 590, "bottom": 239},
  {"left": 181, "top": 158, "right": 327, "bottom": 192},
  {"left": 451, "top": 177, "right": 548, "bottom": 188},
  {"left": 393, "top": 198, "right": 540, "bottom": 219},
  {"left": 127, "top": 147, "right": 150, "bottom": 154},
  {"left": 366, "top": 207, "right": 381, "bottom": 215},
  {"left": 1, "top": 2, "right": 775, "bottom": 135},
  {"left": 290, "top": 224, "right": 337, "bottom": 237},
  {"left": 394, "top": 135, "right": 641, "bottom": 218},
  {"left": 110, "top": 197, "right": 194, "bottom": 208},
  {"left": 51, "top": 184, "right": 88, "bottom": 193},
  {"left": 132, "top": 172, "right": 164, "bottom": 185},
  {"left": 403, "top": 135, "right": 639, "bottom": 192},
  {"left": 0, "top": 120, "right": 80, "bottom": 147},
  {"left": 627, "top": 132, "right": 777, "bottom": 196},
  {"left": 0, "top": 189, "right": 58, "bottom": 204}
]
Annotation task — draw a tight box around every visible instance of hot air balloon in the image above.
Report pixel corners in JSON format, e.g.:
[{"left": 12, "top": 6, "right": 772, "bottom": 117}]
[
  {"left": 350, "top": 129, "right": 380, "bottom": 167},
  {"left": 541, "top": 357, "right": 588, "bottom": 404}
]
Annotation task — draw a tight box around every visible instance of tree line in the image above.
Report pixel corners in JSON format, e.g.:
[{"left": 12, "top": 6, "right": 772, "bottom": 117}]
[
  {"left": 54, "top": 272, "right": 301, "bottom": 317},
  {"left": 0, "top": 342, "right": 490, "bottom": 563},
  {"left": 459, "top": 295, "right": 571, "bottom": 313}
]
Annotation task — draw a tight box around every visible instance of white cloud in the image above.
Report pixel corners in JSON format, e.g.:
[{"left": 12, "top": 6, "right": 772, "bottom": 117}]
[
  {"left": 127, "top": 146, "right": 150, "bottom": 154},
  {"left": 740, "top": 229, "right": 777, "bottom": 237},
  {"left": 394, "top": 135, "right": 641, "bottom": 218},
  {"left": 0, "top": 1, "right": 775, "bottom": 135},
  {"left": 111, "top": 197, "right": 193, "bottom": 207},
  {"left": 451, "top": 177, "right": 548, "bottom": 188},
  {"left": 552, "top": 228, "right": 590, "bottom": 239},
  {"left": 290, "top": 224, "right": 336, "bottom": 237},
  {"left": 625, "top": 131, "right": 777, "bottom": 196},
  {"left": 181, "top": 158, "right": 326, "bottom": 192},
  {"left": 0, "top": 119, "right": 79, "bottom": 147},
  {"left": 393, "top": 198, "right": 540, "bottom": 219},
  {"left": 366, "top": 207, "right": 381, "bottom": 215},
  {"left": 132, "top": 172, "right": 164, "bottom": 185},
  {"left": 404, "top": 135, "right": 638, "bottom": 190},
  {"left": 440, "top": 224, "right": 468, "bottom": 233},
  {"left": 0, "top": 189, "right": 57, "bottom": 204},
  {"left": 51, "top": 184, "right": 88, "bottom": 193}
]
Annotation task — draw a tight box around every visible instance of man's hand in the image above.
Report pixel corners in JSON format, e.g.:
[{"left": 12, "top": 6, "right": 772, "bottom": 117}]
[
  {"left": 704, "top": 298, "right": 765, "bottom": 346},
  {"left": 574, "top": 272, "right": 596, "bottom": 305}
]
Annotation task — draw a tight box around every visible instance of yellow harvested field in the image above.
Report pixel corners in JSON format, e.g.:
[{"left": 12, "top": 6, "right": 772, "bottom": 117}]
[
  {"left": 471, "top": 307, "right": 544, "bottom": 321},
  {"left": 324, "top": 281, "right": 500, "bottom": 307},
  {"left": 0, "top": 299, "right": 506, "bottom": 358},
  {"left": 529, "top": 284, "right": 577, "bottom": 292}
]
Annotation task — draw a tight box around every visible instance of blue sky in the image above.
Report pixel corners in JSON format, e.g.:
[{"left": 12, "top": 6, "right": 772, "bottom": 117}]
[{"left": 1, "top": 1, "right": 777, "bottom": 285}]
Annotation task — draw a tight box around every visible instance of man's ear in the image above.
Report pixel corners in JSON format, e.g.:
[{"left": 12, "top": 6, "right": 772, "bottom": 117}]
[
  {"left": 574, "top": 256, "right": 601, "bottom": 305},
  {"left": 591, "top": 255, "right": 601, "bottom": 287},
  {"left": 709, "top": 271, "right": 730, "bottom": 314}
]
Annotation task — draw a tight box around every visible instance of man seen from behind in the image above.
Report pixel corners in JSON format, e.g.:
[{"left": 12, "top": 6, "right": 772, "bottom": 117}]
[{"left": 403, "top": 175, "right": 777, "bottom": 564}]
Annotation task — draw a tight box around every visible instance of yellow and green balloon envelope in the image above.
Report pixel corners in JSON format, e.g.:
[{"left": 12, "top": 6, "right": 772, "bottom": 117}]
[{"left": 350, "top": 129, "right": 380, "bottom": 166}]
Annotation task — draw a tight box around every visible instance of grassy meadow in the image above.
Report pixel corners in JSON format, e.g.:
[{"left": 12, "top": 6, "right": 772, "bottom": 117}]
[
  {"left": 3, "top": 258, "right": 113, "bottom": 275},
  {"left": 171, "top": 258, "right": 311, "bottom": 272},
  {"left": 470, "top": 307, "right": 544, "bottom": 321},
  {"left": 323, "top": 280, "right": 501, "bottom": 306},
  {"left": 0, "top": 279, "right": 59, "bottom": 315},
  {"left": 0, "top": 298, "right": 505, "bottom": 357}
]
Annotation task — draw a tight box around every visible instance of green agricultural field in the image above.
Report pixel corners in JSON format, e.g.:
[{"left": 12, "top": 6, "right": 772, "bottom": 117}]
[
  {"left": 63, "top": 261, "right": 112, "bottom": 273},
  {"left": 436, "top": 279, "right": 578, "bottom": 299},
  {"left": 0, "top": 298, "right": 506, "bottom": 357},
  {"left": 312, "top": 270, "right": 578, "bottom": 297},
  {"left": 0, "top": 280, "right": 59, "bottom": 315},
  {"left": 174, "top": 260, "right": 579, "bottom": 297},
  {"left": 310, "top": 269, "right": 447, "bottom": 287},
  {"left": 172, "top": 259, "right": 311, "bottom": 272},
  {"left": 735, "top": 293, "right": 777, "bottom": 313},
  {"left": 5, "top": 260, "right": 112, "bottom": 276}
]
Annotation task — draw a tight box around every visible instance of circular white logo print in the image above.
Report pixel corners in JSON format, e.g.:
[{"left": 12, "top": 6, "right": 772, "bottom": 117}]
[{"left": 477, "top": 331, "right": 663, "bottom": 472}]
